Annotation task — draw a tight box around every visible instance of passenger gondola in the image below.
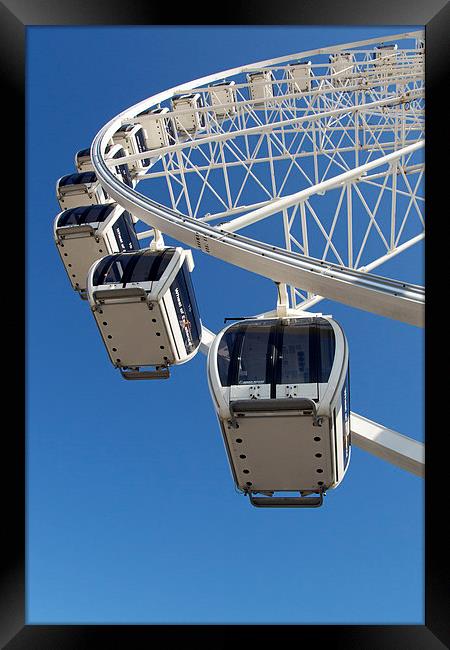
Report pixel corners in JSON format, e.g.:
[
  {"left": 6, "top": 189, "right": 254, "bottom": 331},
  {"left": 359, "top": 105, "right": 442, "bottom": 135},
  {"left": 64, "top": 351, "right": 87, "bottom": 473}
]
[
  {"left": 208, "top": 81, "right": 237, "bottom": 119},
  {"left": 86, "top": 247, "right": 202, "bottom": 379},
  {"left": 172, "top": 93, "right": 206, "bottom": 136},
  {"left": 74, "top": 148, "right": 94, "bottom": 173},
  {"left": 247, "top": 70, "right": 275, "bottom": 108},
  {"left": 75, "top": 144, "right": 134, "bottom": 185},
  {"left": 137, "top": 107, "right": 175, "bottom": 150},
  {"left": 207, "top": 315, "right": 350, "bottom": 507},
  {"left": 286, "top": 62, "right": 312, "bottom": 94},
  {"left": 329, "top": 52, "right": 354, "bottom": 88},
  {"left": 372, "top": 44, "right": 398, "bottom": 79},
  {"left": 112, "top": 123, "right": 152, "bottom": 172},
  {"left": 56, "top": 171, "right": 110, "bottom": 210},
  {"left": 53, "top": 203, "right": 140, "bottom": 297}
]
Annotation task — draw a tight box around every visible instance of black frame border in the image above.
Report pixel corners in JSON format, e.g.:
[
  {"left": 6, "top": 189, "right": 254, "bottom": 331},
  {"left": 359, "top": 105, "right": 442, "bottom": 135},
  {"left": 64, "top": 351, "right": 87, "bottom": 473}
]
[{"left": 3, "top": 0, "right": 449, "bottom": 647}]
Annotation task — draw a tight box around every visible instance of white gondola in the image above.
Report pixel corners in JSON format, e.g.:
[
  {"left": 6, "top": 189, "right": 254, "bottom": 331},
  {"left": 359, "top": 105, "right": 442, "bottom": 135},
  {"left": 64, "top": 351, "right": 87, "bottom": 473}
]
[
  {"left": 53, "top": 203, "right": 140, "bottom": 297},
  {"left": 59, "top": 145, "right": 134, "bottom": 211},
  {"left": 103, "top": 144, "right": 135, "bottom": 188},
  {"left": 112, "top": 123, "right": 151, "bottom": 173},
  {"left": 329, "top": 52, "right": 354, "bottom": 88},
  {"left": 207, "top": 315, "right": 350, "bottom": 507},
  {"left": 75, "top": 144, "right": 137, "bottom": 180},
  {"left": 136, "top": 107, "right": 175, "bottom": 151},
  {"left": 208, "top": 81, "right": 237, "bottom": 118},
  {"left": 246, "top": 70, "right": 274, "bottom": 108},
  {"left": 286, "top": 62, "right": 312, "bottom": 94},
  {"left": 172, "top": 93, "right": 206, "bottom": 136},
  {"left": 372, "top": 44, "right": 398, "bottom": 78},
  {"left": 56, "top": 171, "right": 110, "bottom": 211},
  {"left": 74, "top": 148, "right": 94, "bottom": 173},
  {"left": 86, "top": 247, "right": 202, "bottom": 379}
]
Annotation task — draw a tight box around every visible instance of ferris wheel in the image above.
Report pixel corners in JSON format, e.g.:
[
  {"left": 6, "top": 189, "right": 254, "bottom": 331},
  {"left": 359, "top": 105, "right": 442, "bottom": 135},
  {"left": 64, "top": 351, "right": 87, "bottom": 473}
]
[{"left": 54, "top": 30, "right": 425, "bottom": 507}]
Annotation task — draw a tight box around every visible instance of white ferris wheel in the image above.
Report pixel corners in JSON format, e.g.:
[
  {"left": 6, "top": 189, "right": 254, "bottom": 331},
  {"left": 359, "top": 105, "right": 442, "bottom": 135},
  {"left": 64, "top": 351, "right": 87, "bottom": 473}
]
[{"left": 54, "top": 29, "right": 425, "bottom": 507}]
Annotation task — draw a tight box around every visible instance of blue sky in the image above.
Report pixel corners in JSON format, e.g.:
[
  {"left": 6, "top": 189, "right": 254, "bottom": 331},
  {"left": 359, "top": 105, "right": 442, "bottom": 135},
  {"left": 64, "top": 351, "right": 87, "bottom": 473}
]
[{"left": 27, "top": 25, "right": 424, "bottom": 624}]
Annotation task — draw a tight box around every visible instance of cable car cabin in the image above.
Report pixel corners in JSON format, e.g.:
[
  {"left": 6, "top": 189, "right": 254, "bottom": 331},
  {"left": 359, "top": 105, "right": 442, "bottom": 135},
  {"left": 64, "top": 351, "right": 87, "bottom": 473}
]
[
  {"left": 137, "top": 107, "right": 175, "bottom": 151},
  {"left": 86, "top": 247, "right": 202, "bottom": 379},
  {"left": 329, "top": 53, "right": 354, "bottom": 88},
  {"left": 372, "top": 44, "right": 398, "bottom": 79},
  {"left": 53, "top": 203, "right": 140, "bottom": 297},
  {"left": 75, "top": 145, "right": 135, "bottom": 184},
  {"left": 56, "top": 172, "right": 110, "bottom": 211},
  {"left": 103, "top": 144, "right": 135, "bottom": 188},
  {"left": 74, "top": 148, "right": 94, "bottom": 172},
  {"left": 286, "top": 62, "right": 312, "bottom": 94},
  {"left": 61, "top": 147, "right": 132, "bottom": 210},
  {"left": 172, "top": 93, "right": 206, "bottom": 137},
  {"left": 207, "top": 315, "right": 350, "bottom": 508},
  {"left": 208, "top": 81, "right": 237, "bottom": 119},
  {"left": 247, "top": 71, "right": 275, "bottom": 109},
  {"left": 112, "top": 123, "right": 151, "bottom": 172}
]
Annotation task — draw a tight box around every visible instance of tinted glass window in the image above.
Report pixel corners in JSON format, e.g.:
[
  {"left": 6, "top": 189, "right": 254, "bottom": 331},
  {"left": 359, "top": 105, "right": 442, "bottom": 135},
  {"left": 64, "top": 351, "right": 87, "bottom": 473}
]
[
  {"left": 166, "top": 117, "right": 176, "bottom": 143},
  {"left": 115, "top": 163, "right": 132, "bottom": 186},
  {"left": 78, "top": 172, "right": 97, "bottom": 184},
  {"left": 117, "top": 124, "right": 133, "bottom": 133},
  {"left": 58, "top": 204, "right": 115, "bottom": 227},
  {"left": 112, "top": 148, "right": 132, "bottom": 187},
  {"left": 279, "top": 324, "right": 314, "bottom": 384},
  {"left": 59, "top": 172, "right": 97, "bottom": 186},
  {"left": 182, "top": 262, "right": 201, "bottom": 342},
  {"left": 138, "top": 108, "right": 156, "bottom": 116},
  {"left": 317, "top": 321, "right": 335, "bottom": 383},
  {"left": 341, "top": 366, "right": 350, "bottom": 468},
  {"left": 93, "top": 255, "right": 126, "bottom": 285},
  {"left": 237, "top": 325, "right": 271, "bottom": 385},
  {"left": 217, "top": 320, "right": 276, "bottom": 387},
  {"left": 122, "top": 250, "right": 173, "bottom": 284},
  {"left": 217, "top": 317, "right": 336, "bottom": 389},
  {"left": 122, "top": 211, "right": 140, "bottom": 249},
  {"left": 93, "top": 249, "right": 175, "bottom": 286},
  {"left": 169, "top": 262, "right": 201, "bottom": 354},
  {"left": 135, "top": 128, "right": 151, "bottom": 166},
  {"left": 278, "top": 319, "right": 335, "bottom": 385},
  {"left": 112, "top": 212, "right": 139, "bottom": 252},
  {"left": 217, "top": 329, "right": 236, "bottom": 387}
]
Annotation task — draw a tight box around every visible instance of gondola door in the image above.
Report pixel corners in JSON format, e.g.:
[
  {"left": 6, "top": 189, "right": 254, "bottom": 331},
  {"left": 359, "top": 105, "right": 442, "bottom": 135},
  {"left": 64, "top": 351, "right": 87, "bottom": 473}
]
[
  {"left": 275, "top": 319, "right": 319, "bottom": 401},
  {"left": 228, "top": 322, "right": 273, "bottom": 402}
]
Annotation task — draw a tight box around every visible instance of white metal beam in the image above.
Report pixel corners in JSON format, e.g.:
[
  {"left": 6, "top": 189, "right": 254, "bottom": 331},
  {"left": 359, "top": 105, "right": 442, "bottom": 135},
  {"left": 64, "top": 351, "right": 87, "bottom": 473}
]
[
  {"left": 350, "top": 412, "right": 424, "bottom": 477},
  {"left": 219, "top": 140, "right": 424, "bottom": 234}
]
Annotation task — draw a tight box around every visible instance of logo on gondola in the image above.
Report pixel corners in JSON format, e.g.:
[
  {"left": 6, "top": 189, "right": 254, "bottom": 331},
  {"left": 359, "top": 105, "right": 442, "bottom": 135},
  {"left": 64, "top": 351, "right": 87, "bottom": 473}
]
[
  {"left": 180, "top": 314, "right": 193, "bottom": 341},
  {"left": 115, "top": 226, "right": 125, "bottom": 250},
  {"left": 173, "top": 286, "right": 194, "bottom": 351}
]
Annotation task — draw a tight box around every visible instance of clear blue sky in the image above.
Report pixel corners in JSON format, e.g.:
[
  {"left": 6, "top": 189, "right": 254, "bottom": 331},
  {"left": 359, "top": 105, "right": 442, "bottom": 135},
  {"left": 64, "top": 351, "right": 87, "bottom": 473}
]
[{"left": 27, "top": 25, "right": 424, "bottom": 624}]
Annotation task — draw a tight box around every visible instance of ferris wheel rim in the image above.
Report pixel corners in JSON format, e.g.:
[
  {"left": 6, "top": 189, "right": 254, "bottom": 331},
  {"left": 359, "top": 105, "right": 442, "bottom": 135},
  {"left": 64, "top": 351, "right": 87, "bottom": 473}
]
[{"left": 91, "top": 30, "right": 425, "bottom": 327}]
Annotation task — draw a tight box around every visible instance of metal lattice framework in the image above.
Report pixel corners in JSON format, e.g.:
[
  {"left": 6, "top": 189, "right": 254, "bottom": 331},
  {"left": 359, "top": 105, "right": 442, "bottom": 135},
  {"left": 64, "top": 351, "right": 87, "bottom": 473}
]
[{"left": 90, "top": 30, "right": 425, "bottom": 476}]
